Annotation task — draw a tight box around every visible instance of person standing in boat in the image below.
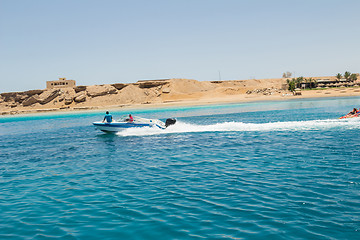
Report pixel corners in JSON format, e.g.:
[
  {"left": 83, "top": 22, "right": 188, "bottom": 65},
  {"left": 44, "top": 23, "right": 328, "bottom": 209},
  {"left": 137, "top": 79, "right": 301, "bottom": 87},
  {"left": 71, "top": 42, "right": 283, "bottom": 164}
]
[{"left": 103, "top": 111, "right": 113, "bottom": 123}]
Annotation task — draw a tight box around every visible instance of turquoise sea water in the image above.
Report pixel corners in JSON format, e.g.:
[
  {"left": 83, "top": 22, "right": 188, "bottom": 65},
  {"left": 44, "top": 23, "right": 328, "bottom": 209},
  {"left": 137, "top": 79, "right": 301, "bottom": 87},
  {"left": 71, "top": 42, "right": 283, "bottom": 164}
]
[{"left": 1, "top": 97, "right": 360, "bottom": 239}]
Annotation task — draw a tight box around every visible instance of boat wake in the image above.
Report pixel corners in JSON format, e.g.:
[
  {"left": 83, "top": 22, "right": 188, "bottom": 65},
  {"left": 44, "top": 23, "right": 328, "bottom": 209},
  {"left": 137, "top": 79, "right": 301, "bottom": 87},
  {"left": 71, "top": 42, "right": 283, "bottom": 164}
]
[{"left": 116, "top": 118, "right": 360, "bottom": 136}]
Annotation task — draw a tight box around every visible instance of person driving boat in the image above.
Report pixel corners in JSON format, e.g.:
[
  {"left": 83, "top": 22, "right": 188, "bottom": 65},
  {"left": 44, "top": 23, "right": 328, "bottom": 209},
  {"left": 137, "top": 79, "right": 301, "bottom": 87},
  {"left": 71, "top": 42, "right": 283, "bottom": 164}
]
[{"left": 103, "top": 111, "right": 113, "bottom": 123}]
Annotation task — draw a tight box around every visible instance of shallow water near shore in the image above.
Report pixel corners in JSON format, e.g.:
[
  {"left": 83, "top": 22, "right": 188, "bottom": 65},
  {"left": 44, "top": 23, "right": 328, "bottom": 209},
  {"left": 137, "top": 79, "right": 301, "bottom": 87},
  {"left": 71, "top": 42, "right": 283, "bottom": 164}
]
[{"left": 1, "top": 97, "right": 360, "bottom": 239}]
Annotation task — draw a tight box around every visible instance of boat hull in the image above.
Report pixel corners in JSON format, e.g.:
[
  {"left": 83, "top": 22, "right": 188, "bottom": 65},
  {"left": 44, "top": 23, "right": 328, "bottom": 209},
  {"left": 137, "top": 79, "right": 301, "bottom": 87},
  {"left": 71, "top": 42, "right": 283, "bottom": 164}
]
[
  {"left": 339, "top": 113, "right": 360, "bottom": 119},
  {"left": 93, "top": 121, "right": 165, "bottom": 132}
]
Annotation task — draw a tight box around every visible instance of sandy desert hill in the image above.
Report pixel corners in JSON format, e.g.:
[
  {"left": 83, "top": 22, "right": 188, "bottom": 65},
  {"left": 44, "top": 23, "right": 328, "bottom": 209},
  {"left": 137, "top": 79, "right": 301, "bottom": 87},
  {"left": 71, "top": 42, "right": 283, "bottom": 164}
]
[{"left": 1, "top": 77, "right": 360, "bottom": 115}]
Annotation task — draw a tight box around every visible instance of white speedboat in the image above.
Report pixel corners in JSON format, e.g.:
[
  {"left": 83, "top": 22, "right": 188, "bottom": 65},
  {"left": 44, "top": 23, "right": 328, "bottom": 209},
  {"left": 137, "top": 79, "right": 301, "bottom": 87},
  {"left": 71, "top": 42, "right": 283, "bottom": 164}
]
[{"left": 93, "top": 115, "right": 176, "bottom": 132}]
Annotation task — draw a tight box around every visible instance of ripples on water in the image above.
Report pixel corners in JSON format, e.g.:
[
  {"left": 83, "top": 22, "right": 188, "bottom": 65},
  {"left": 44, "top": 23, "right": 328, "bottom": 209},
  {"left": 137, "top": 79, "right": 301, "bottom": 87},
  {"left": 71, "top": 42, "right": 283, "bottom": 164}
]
[{"left": 1, "top": 97, "right": 360, "bottom": 239}]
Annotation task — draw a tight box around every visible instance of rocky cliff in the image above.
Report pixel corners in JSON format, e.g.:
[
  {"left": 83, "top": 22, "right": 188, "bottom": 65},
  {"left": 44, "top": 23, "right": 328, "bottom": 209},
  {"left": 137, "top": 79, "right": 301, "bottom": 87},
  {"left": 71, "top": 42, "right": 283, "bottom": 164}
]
[{"left": 0, "top": 78, "right": 287, "bottom": 115}]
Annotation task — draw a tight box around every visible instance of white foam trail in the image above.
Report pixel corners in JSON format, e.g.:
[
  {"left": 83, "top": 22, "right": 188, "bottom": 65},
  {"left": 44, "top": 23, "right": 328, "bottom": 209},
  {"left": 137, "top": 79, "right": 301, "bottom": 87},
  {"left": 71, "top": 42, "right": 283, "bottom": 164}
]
[{"left": 116, "top": 118, "right": 360, "bottom": 136}]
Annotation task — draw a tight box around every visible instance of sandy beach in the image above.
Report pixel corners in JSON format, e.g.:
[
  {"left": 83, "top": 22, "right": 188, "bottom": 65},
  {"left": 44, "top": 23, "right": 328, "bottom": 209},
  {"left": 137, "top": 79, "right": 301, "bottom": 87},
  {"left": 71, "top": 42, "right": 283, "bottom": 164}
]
[{"left": 1, "top": 78, "right": 360, "bottom": 116}]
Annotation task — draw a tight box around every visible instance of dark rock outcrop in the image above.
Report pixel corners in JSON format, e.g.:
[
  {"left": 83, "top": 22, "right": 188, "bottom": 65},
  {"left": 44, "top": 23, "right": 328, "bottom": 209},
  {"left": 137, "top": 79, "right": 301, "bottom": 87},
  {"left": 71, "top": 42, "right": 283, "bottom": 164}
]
[
  {"left": 138, "top": 81, "right": 168, "bottom": 89},
  {"left": 24, "top": 90, "right": 44, "bottom": 96},
  {"left": 162, "top": 87, "right": 171, "bottom": 93},
  {"left": 22, "top": 95, "right": 40, "bottom": 106},
  {"left": 1, "top": 90, "right": 44, "bottom": 104},
  {"left": 1, "top": 92, "right": 18, "bottom": 102},
  {"left": 74, "top": 94, "right": 86, "bottom": 103},
  {"left": 64, "top": 97, "right": 73, "bottom": 105},
  {"left": 14, "top": 94, "right": 28, "bottom": 103},
  {"left": 111, "top": 83, "right": 127, "bottom": 90},
  {"left": 74, "top": 86, "right": 87, "bottom": 93},
  {"left": 38, "top": 90, "right": 60, "bottom": 104},
  {"left": 86, "top": 85, "right": 117, "bottom": 97}
]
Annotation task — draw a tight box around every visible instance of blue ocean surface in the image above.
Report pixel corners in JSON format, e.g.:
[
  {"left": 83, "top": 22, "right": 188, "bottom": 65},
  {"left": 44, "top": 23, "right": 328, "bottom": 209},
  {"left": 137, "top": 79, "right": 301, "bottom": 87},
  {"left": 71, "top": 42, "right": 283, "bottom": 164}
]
[{"left": 1, "top": 97, "right": 360, "bottom": 239}]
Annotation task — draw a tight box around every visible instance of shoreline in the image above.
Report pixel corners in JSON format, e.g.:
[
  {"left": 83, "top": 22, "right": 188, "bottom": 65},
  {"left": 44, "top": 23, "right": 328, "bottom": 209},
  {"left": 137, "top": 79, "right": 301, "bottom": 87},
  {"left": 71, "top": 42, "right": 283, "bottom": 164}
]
[
  {"left": 1, "top": 87, "right": 360, "bottom": 118},
  {"left": 2, "top": 77, "right": 360, "bottom": 117}
]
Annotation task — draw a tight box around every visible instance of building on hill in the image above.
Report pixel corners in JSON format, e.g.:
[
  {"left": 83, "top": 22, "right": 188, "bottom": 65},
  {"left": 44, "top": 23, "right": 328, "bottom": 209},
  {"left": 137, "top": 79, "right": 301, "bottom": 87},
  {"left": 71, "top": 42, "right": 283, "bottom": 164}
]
[{"left": 46, "top": 78, "right": 76, "bottom": 89}]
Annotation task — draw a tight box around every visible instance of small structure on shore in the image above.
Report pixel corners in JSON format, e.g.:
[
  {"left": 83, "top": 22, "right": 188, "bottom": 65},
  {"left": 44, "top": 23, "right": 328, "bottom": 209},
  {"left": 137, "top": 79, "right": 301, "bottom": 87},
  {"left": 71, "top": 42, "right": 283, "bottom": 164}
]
[
  {"left": 293, "top": 88, "right": 302, "bottom": 95},
  {"left": 314, "top": 74, "right": 359, "bottom": 88},
  {"left": 46, "top": 78, "right": 76, "bottom": 89}
]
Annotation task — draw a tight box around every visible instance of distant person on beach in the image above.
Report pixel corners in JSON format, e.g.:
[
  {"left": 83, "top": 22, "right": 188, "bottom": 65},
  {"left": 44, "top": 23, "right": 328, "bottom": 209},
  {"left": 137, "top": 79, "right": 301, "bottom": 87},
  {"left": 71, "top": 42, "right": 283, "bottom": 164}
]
[{"left": 103, "top": 111, "right": 113, "bottom": 123}]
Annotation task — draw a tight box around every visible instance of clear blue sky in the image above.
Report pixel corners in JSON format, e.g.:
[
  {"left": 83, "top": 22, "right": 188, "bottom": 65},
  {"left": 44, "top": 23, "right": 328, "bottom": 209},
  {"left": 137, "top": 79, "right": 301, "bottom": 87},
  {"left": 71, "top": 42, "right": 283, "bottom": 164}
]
[{"left": 1, "top": 0, "right": 359, "bottom": 93}]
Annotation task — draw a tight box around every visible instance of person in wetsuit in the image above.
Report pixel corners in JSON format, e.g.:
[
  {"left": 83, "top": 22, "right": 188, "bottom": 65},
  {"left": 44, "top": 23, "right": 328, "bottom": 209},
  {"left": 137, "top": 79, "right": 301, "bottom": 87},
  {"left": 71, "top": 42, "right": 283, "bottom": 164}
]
[{"left": 349, "top": 108, "right": 358, "bottom": 115}]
